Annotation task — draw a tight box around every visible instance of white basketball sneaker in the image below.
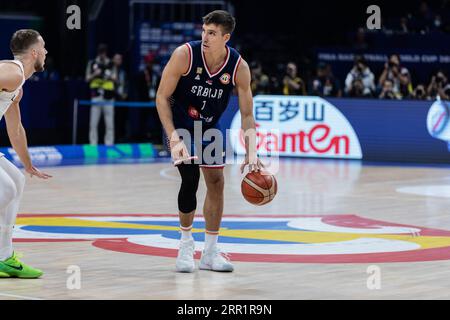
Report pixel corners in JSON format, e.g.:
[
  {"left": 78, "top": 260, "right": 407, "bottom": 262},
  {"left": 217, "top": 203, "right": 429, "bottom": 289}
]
[
  {"left": 199, "top": 246, "right": 234, "bottom": 272},
  {"left": 175, "top": 239, "right": 195, "bottom": 273}
]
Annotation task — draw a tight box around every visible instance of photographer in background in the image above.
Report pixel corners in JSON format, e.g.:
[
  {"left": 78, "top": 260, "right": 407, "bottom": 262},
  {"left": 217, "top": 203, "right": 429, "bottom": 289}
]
[
  {"left": 250, "top": 61, "right": 270, "bottom": 95},
  {"left": 444, "top": 86, "right": 450, "bottom": 101},
  {"left": 399, "top": 68, "right": 414, "bottom": 98},
  {"left": 427, "top": 70, "right": 449, "bottom": 100},
  {"left": 85, "top": 44, "right": 116, "bottom": 146},
  {"left": 347, "top": 79, "right": 365, "bottom": 98},
  {"left": 344, "top": 55, "right": 375, "bottom": 97},
  {"left": 412, "top": 84, "right": 428, "bottom": 100},
  {"left": 379, "top": 79, "right": 400, "bottom": 100},
  {"left": 309, "top": 62, "right": 342, "bottom": 97},
  {"left": 282, "top": 62, "right": 306, "bottom": 96},
  {"left": 378, "top": 54, "right": 409, "bottom": 99}
]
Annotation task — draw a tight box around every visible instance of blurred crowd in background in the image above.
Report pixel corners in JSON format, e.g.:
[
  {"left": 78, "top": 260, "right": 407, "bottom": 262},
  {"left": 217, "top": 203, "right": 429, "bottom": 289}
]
[
  {"left": 1, "top": 0, "right": 449, "bottom": 146},
  {"left": 23, "top": 0, "right": 449, "bottom": 102},
  {"left": 250, "top": 54, "right": 450, "bottom": 100},
  {"left": 248, "top": 0, "right": 450, "bottom": 100}
]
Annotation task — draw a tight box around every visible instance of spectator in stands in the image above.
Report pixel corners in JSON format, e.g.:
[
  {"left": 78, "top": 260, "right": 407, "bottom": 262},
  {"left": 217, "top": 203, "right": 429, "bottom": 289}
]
[
  {"left": 399, "top": 68, "right": 414, "bottom": 98},
  {"left": 398, "top": 16, "right": 410, "bottom": 34},
  {"left": 112, "top": 54, "right": 128, "bottom": 143},
  {"left": 427, "top": 70, "right": 449, "bottom": 100},
  {"left": 411, "top": 84, "right": 428, "bottom": 100},
  {"left": 270, "top": 63, "right": 285, "bottom": 94},
  {"left": 309, "top": 62, "right": 342, "bottom": 97},
  {"left": 85, "top": 44, "right": 116, "bottom": 146},
  {"left": 378, "top": 54, "right": 409, "bottom": 98},
  {"left": 113, "top": 54, "right": 128, "bottom": 101},
  {"left": 344, "top": 55, "right": 375, "bottom": 97},
  {"left": 411, "top": 1, "right": 434, "bottom": 33},
  {"left": 282, "top": 62, "right": 307, "bottom": 95},
  {"left": 347, "top": 79, "right": 365, "bottom": 98},
  {"left": 444, "top": 84, "right": 450, "bottom": 100},
  {"left": 250, "top": 61, "right": 270, "bottom": 95},
  {"left": 379, "top": 79, "right": 400, "bottom": 99},
  {"left": 131, "top": 52, "right": 161, "bottom": 143}
]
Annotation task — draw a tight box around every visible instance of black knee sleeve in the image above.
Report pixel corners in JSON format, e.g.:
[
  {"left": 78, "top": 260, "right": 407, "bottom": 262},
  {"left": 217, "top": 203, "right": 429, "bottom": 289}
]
[{"left": 177, "top": 164, "right": 200, "bottom": 214}]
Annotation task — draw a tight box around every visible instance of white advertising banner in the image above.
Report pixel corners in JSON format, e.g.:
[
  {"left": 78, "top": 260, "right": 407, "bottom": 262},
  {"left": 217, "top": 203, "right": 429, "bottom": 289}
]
[{"left": 229, "top": 95, "right": 362, "bottom": 159}]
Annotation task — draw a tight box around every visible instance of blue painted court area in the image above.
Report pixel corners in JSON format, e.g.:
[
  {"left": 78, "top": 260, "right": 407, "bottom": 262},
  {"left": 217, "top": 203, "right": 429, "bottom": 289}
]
[{"left": 20, "top": 226, "right": 300, "bottom": 244}]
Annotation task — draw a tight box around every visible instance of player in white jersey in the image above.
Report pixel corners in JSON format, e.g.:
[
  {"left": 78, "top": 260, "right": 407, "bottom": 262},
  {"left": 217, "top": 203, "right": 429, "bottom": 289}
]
[{"left": 0, "top": 29, "right": 52, "bottom": 279}]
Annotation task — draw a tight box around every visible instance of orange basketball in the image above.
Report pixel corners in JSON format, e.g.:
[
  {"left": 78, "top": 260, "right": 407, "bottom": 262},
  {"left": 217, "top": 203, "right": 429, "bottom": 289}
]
[{"left": 241, "top": 171, "right": 277, "bottom": 205}]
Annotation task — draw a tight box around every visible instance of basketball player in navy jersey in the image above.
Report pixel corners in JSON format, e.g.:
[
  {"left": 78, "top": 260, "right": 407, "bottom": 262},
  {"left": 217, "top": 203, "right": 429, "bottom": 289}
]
[{"left": 157, "top": 10, "right": 263, "bottom": 272}]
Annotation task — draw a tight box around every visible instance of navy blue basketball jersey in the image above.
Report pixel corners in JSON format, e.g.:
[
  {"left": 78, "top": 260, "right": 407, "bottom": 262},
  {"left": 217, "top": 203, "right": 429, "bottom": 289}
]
[{"left": 171, "top": 40, "right": 242, "bottom": 130}]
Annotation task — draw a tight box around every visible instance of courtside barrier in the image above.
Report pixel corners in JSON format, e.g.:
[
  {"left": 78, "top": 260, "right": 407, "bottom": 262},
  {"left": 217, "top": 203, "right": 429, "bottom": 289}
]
[{"left": 0, "top": 143, "right": 158, "bottom": 167}]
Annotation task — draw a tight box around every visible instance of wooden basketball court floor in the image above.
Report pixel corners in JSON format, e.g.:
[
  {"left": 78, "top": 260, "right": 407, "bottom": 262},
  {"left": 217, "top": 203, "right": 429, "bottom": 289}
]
[{"left": 2, "top": 158, "right": 450, "bottom": 300}]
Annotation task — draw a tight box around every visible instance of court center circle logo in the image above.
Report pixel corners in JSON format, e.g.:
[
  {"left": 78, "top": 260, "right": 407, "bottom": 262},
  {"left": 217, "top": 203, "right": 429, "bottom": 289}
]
[{"left": 14, "top": 214, "right": 450, "bottom": 263}]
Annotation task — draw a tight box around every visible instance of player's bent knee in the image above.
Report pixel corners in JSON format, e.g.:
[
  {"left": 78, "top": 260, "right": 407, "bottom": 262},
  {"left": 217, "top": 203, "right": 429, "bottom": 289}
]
[
  {"left": 177, "top": 164, "right": 200, "bottom": 214},
  {"left": 178, "top": 194, "right": 197, "bottom": 214},
  {"left": 0, "top": 179, "right": 17, "bottom": 209},
  {"left": 178, "top": 185, "right": 198, "bottom": 213},
  {"left": 205, "top": 174, "right": 224, "bottom": 192},
  {"left": 178, "top": 164, "right": 200, "bottom": 189}
]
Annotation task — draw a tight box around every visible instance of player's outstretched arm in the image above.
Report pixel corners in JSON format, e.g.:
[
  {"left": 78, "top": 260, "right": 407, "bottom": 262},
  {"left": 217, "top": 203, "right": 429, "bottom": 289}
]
[
  {"left": 235, "top": 59, "right": 264, "bottom": 173},
  {"left": 4, "top": 91, "right": 52, "bottom": 179},
  {"left": 156, "top": 45, "right": 197, "bottom": 165}
]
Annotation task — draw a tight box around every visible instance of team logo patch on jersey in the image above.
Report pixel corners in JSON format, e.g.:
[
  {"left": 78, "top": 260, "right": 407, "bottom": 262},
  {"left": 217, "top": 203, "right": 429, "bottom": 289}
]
[
  {"left": 12, "top": 214, "right": 450, "bottom": 263},
  {"left": 196, "top": 67, "right": 203, "bottom": 74},
  {"left": 206, "top": 79, "right": 213, "bottom": 85},
  {"left": 188, "top": 106, "right": 200, "bottom": 119},
  {"left": 220, "top": 73, "right": 231, "bottom": 85}
]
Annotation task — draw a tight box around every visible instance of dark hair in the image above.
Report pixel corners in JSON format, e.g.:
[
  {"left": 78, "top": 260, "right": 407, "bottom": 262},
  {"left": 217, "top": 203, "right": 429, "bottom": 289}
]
[
  {"left": 97, "top": 43, "right": 108, "bottom": 55},
  {"left": 10, "top": 29, "right": 41, "bottom": 56},
  {"left": 354, "top": 55, "right": 366, "bottom": 66},
  {"left": 202, "top": 10, "right": 236, "bottom": 34}
]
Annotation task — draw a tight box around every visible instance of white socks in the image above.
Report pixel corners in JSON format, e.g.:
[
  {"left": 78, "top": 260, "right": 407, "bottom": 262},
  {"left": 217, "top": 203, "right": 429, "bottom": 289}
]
[
  {"left": 205, "top": 230, "right": 219, "bottom": 252},
  {"left": 180, "top": 226, "right": 220, "bottom": 252},
  {"left": 180, "top": 225, "right": 193, "bottom": 241}
]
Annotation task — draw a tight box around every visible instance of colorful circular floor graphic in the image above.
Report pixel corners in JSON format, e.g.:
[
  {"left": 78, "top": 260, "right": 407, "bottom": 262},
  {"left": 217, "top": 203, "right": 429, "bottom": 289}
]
[{"left": 14, "top": 214, "right": 450, "bottom": 263}]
